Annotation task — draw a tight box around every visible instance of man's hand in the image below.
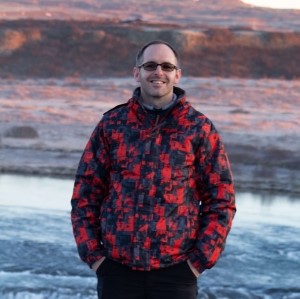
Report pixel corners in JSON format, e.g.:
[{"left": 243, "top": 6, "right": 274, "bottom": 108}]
[
  {"left": 92, "top": 256, "right": 106, "bottom": 272},
  {"left": 187, "top": 259, "right": 200, "bottom": 278}
]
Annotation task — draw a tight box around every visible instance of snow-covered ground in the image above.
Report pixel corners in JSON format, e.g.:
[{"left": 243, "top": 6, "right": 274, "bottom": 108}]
[{"left": 0, "top": 77, "right": 299, "bottom": 194}]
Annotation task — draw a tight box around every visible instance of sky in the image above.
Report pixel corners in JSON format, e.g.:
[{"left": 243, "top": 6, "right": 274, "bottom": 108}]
[{"left": 241, "top": 0, "right": 300, "bottom": 9}]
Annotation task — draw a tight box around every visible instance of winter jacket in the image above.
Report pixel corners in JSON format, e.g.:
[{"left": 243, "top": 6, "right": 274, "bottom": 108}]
[{"left": 71, "top": 87, "right": 236, "bottom": 274}]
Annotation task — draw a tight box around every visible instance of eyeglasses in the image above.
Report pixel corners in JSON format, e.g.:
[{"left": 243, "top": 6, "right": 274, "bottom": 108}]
[{"left": 138, "top": 61, "right": 178, "bottom": 72}]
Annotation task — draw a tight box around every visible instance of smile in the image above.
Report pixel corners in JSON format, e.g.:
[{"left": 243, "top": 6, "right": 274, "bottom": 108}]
[{"left": 151, "top": 80, "right": 165, "bottom": 85}]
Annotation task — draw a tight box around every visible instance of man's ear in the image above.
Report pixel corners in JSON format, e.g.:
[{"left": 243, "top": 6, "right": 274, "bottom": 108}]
[{"left": 133, "top": 67, "right": 140, "bottom": 82}]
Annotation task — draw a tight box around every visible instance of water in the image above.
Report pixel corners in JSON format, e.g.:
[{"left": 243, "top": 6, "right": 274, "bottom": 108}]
[{"left": 0, "top": 174, "right": 300, "bottom": 299}]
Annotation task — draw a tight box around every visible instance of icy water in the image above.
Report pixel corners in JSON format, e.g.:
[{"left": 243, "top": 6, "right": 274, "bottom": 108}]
[{"left": 0, "top": 174, "right": 299, "bottom": 299}]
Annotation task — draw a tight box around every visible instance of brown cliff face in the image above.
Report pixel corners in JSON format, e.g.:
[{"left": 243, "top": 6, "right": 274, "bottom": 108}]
[{"left": 0, "top": 19, "right": 300, "bottom": 79}]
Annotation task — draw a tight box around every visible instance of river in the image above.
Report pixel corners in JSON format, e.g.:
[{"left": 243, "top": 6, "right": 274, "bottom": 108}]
[{"left": 0, "top": 174, "right": 299, "bottom": 299}]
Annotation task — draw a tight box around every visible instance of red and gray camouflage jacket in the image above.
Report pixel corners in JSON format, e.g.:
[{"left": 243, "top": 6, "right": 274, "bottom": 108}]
[{"left": 71, "top": 87, "right": 236, "bottom": 273}]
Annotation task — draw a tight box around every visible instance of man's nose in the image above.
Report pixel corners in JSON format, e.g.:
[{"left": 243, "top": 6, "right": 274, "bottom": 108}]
[{"left": 154, "top": 65, "right": 164, "bottom": 74}]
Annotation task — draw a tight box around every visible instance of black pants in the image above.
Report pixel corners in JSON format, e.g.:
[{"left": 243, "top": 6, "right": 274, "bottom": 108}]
[{"left": 96, "top": 259, "right": 198, "bottom": 299}]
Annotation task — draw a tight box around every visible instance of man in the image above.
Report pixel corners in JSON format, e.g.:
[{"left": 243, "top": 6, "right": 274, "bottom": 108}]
[{"left": 71, "top": 40, "right": 236, "bottom": 299}]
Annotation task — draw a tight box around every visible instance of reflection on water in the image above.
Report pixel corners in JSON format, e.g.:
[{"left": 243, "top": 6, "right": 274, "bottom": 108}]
[
  {"left": 235, "top": 192, "right": 300, "bottom": 228},
  {"left": 0, "top": 174, "right": 300, "bottom": 299},
  {"left": 0, "top": 174, "right": 73, "bottom": 211},
  {"left": 1, "top": 174, "right": 299, "bottom": 226}
]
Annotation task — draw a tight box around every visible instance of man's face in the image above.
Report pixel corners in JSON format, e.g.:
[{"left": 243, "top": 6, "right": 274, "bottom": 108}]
[{"left": 133, "top": 44, "right": 182, "bottom": 108}]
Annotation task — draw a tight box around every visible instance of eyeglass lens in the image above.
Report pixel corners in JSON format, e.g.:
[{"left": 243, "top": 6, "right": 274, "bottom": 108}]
[{"left": 142, "top": 62, "right": 177, "bottom": 72}]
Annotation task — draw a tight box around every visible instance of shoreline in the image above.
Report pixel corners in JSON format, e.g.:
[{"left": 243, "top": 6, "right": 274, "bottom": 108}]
[
  {"left": 1, "top": 145, "right": 299, "bottom": 198},
  {"left": 1, "top": 170, "right": 299, "bottom": 198}
]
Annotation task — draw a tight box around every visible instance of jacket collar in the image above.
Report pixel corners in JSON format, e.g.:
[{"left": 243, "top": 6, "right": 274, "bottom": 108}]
[
  {"left": 129, "top": 87, "right": 187, "bottom": 126},
  {"left": 132, "top": 86, "right": 186, "bottom": 107}
]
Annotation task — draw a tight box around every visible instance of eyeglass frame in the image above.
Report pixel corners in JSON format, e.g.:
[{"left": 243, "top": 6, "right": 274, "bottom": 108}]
[{"left": 138, "top": 61, "right": 179, "bottom": 72}]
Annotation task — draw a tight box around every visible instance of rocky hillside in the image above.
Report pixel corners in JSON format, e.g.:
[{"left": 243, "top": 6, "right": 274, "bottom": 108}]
[
  {"left": 1, "top": 0, "right": 300, "bottom": 79},
  {"left": 1, "top": 19, "right": 300, "bottom": 79}
]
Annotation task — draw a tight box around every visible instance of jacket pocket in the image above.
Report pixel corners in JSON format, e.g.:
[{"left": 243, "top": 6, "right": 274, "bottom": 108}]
[{"left": 96, "top": 258, "right": 108, "bottom": 276}]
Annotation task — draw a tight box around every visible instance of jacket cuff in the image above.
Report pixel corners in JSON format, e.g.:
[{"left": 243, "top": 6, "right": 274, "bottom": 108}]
[
  {"left": 188, "top": 251, "right": 206, "bottom": 274},
  {"left": 86, "top": 251, "right": 105, "bottom": 269}
]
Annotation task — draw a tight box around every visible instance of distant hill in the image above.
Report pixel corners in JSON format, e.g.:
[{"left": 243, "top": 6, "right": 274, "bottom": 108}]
[
  {"left": 1, "top": 0, "right": 299, "bottom": 31},
  {"left": 0, "top": 0, "right": 300, "bottom": 79}
]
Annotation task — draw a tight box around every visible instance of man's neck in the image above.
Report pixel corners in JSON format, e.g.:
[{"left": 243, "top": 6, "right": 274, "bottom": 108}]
[{"left": 140, "top": 94, "right": 177, "bottom": 110}]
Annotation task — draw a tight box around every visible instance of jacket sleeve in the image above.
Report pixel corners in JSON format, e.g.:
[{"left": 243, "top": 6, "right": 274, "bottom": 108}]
[
  {"left": 70, "top": 120, "right": 110, "bottom": 268},
  {"left": 188, "top": 120, "right": 236, "bottom": 273}
]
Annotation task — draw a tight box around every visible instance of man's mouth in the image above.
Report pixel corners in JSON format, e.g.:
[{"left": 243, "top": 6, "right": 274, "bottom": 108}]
[{"left": 150, "top": 80, "right": 165, "bottom": 85}]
